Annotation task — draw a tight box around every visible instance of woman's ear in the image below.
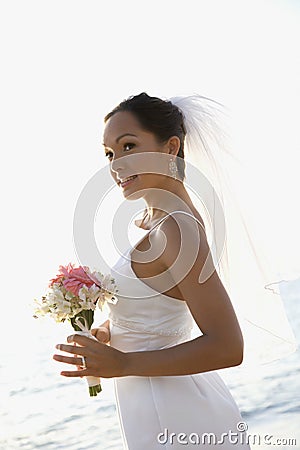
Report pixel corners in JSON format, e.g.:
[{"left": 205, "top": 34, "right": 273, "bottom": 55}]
[{"left": 167, "top": 136, "right": 181, "bottom": 156}]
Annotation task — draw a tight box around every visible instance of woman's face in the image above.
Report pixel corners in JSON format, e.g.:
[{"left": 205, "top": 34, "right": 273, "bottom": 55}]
[{"left": 103, "top": 111, "right": 172, "bottom": 200}]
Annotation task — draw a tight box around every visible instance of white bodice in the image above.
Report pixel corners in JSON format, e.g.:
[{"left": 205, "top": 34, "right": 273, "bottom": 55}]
[{"left": 107, "top": 215, "right": 196, "bottom": 352}]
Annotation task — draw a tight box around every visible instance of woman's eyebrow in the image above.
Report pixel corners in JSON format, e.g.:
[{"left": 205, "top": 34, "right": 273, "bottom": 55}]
[
  {"left": 116, "top": 133, "right": 137, "bottom": 143},
  {"left": 102, "top": 133, "right": 137, "bottom": 147}
]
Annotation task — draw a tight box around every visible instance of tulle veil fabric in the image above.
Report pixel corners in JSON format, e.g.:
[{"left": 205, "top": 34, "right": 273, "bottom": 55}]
[{"left": 169, "top": 94, "right": 299, "bottom": 367}]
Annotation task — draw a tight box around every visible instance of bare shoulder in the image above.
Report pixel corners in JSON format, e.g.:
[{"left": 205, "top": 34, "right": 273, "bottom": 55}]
[{"left": 158, "top": 210, "right": 210, "bottom": 273}]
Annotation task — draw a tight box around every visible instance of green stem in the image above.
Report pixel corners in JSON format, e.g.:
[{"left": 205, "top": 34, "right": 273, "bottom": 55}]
[
  {"left": 89, "top": 384, "right": 102, "bottom": 397},
  {"left": 71, "top": 310, "right": 95, "bottom": 331}
]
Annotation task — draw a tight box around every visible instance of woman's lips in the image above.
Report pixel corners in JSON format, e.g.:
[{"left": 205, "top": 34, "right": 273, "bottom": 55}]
[{"left": 119, "top": 174, "right": 138, "bottom": 188}]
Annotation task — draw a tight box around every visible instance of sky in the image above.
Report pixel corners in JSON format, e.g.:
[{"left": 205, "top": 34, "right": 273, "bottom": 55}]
[{"left": 0, "top": 0, "right": 299, "bottom": 335}]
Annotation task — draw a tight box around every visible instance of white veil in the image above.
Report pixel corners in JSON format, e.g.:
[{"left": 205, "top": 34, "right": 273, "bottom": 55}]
[{"left": 169, "top": 94, "right": 298, "bottom": 367}]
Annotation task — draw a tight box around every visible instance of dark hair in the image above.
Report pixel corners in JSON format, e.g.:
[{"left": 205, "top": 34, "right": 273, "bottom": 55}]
[{"left": 104, "top": 92, "right": 187, "bottom": 181}]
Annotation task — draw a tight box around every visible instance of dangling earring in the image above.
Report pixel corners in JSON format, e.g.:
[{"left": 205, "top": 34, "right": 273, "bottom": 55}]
[{"left": 169, "top": 157, "right": 178, "bottom": 180}]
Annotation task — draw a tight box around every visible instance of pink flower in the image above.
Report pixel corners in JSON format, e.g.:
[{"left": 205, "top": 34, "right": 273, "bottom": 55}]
[
  {"left": 49, "top": 263, "right": 101, "bottom": 296},
  {"left": 48, "top": 263, "right": 74, "bottom": 287}
]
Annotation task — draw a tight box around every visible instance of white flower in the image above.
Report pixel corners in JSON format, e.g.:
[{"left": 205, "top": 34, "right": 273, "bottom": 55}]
[
  {"left": 97, "top": 275, "right": 118, "bottom": 309},
  {"left": 78, "top": 284, "right": 102, "bottom": 311},
  {"left": 79, "top": 285, "right": 100, "bottom": 304},
  {"left": 103, "top": 291, "right": 118, "bottom": 304},
  {"left": 46, "top": 286, "right": 65, "bottom": 305},
  {"left": 65, "top": 290, "right": 75, "bottom": 301},
  {"left": 101, "top": 274, "right": 117, "bottom": 293},
  {"left": 54, "top": 299, "right": 72, "bottom": 315},
  {"left": 79, "top": 299, "right": 97, "bottom": 310},
  {"left": 42, "top": 286, "right": 75, "bottom": 319},
  {"left": 50, "top": 311, "right": 69, "bottom": 322},
  {"left": 33, "top": 298, "right": 51, "bottom": 317},
  {"left": 78, "top": 286, "right": 88, "bottom": 302}
]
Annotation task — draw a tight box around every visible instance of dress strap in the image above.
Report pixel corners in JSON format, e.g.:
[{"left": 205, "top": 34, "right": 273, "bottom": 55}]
[
  {"left": 147, "top": 210, "right": 206, "bottom": 233},
  {"left": 128, "top": 210, "right": 205, "bottom": 257}
]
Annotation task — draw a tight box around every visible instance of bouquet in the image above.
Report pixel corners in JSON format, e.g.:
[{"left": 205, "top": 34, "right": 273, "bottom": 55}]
[{"left": 34, "top": 263, "right": 118, "bottom": 396}]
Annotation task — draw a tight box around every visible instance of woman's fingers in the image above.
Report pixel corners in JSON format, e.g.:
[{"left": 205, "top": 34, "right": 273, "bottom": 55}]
[
  {"left": 53, "top": 353, "right": 83, "bottom": 366},
  {"left": 55, "top": 343, "right": 86, "bottom": 354},
  {"left": 53, "top": 331, "right": 124, "bottom": 378},
  {"left": 60, "top": 369, "right": 89, "bottom": 377},
  {"left": 91, "top": 320, "right": 111, "bottom": 343},
  {"left": 91, "top": 327, "right": 110, "bottom": 343},
  {"left": 53, "top": 353, "right": 87, "bottom": 377},
  {"left": 55, "top": 336, "right": 99, "bottom": 355},
  {"left": 66, "top": 333, "right": 98, "bottom": 346}
]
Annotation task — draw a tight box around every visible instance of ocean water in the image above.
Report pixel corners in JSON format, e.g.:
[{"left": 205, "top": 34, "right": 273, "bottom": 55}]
[{"left": 1, "top": 280, "right": 299, "bottom": 450}]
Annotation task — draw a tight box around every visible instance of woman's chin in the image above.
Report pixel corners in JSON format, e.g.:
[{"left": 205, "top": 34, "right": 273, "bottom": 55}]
[
  {"left": 117, "top": 177, "right": 145, "bottom": 200},
  {"left": 121, "top": 188, "right": 143, "bottom": 201}
]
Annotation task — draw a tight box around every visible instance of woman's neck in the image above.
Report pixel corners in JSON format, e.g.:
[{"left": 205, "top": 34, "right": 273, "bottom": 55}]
[{"left": 140, "top": 182, "right": 195, "bottom": 229}]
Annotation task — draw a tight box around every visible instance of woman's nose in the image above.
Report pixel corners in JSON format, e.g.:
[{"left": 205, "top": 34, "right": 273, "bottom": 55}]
[{"left": 110, "top": 156, "right": 124, "bottom": 173}]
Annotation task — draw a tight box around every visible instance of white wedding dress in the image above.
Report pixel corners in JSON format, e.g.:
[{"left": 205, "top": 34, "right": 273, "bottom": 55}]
[{"left": 107, "top": 213, "right": 250, "bottom": 449}]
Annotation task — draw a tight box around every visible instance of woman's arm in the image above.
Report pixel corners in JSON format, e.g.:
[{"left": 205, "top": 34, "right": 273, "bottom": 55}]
[
  {"left": 54, "top": 213, "right": 244, "bottom": 378},
  {"left": 121, "top": 214, "right": 243, "bottom": 376}
]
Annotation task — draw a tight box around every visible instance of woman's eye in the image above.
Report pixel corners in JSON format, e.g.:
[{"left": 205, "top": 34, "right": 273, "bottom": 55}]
[
  {"left": 123, "top": 143, "right": 135, "bottom": 151},
  {"left": 105, "top": 151, "right": 113, "bottom": 159}
]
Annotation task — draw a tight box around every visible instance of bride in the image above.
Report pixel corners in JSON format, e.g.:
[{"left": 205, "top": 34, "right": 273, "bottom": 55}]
[{"left": 53, "top": 92, "right": 296, "bottom": 449}]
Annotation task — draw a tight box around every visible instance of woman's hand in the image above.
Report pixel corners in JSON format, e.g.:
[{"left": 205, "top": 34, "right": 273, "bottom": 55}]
[
  {"left": 53, "top": 332, "right": 127, "bottom": 379},
  {"left": 72, "top": 320, "right": 111, "bottom": 372}
]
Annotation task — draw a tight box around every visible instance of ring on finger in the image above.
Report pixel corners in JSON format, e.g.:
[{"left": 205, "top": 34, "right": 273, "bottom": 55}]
[{"left": 79, "top": 355, "right": 87, "bottom": 369}]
